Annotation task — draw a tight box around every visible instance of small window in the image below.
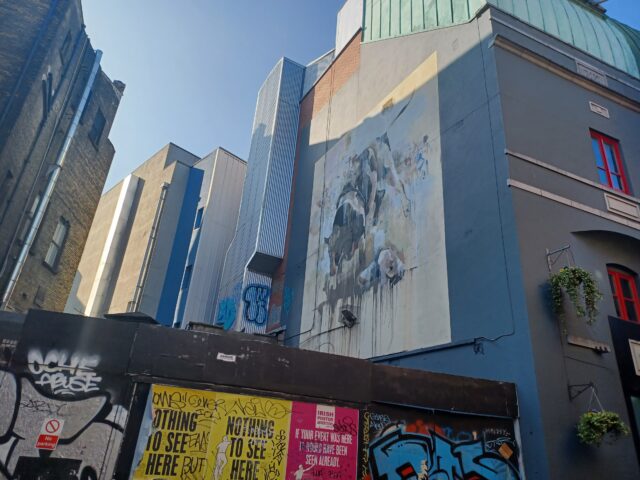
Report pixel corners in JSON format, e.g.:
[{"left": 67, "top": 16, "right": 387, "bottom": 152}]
[
  {"left": 44, "top": 217, "right": 69, "bottom": 269},
  {"left": 80, "top": 90, "right": 93, "bottom": 124},
  {"left": 608, "top": 267, "right": 640, "bottom": 322},
  {"left": 591, "top": 130, "right": 629, "bottom": 194},
  {"left": 59, "top": 32, "right": 72, "bottom": 64},
  {"left": 0, "top": 170, "right": 14, "bottom": 208},
  {"left": 34, "top": 286, "right": 46, "bottom": 307},
  {"left": 194, "top": 207, "right": 204, "bottom": 229},
  {"left": 41, "top": 72, "right": 53, "bottom": 118},
  {"left": 89, "top": 109, "right": 106, "bottom": 147},
  {"left": 18, "top": 194, "right": 41, "bottom": 243}
]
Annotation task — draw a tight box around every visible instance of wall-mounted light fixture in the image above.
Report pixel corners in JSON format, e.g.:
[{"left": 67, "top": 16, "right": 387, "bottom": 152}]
[{"left": 340, "top": 308, "right": 358, "bottom": 328}]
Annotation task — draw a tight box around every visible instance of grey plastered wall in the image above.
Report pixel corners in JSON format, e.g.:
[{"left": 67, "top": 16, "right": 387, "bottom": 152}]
[
  {"left": 493, "top": 7, "right": 640, "bottom": 479},
  {"left": 284, "top": 10, "right": 545, "bottom": 477}
]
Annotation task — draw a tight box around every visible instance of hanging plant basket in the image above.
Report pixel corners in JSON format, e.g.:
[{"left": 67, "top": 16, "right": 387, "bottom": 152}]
[
  {"left": 549, "top": 266, "right": 603, "bottom": 325},
  {"left": 577, "top": 410, "right": 629, "bottom": 446}
]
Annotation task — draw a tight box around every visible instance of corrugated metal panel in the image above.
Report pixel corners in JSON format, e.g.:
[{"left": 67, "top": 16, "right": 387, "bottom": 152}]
[
  {"left": 215, "top": 58, "right": 304, "bottom": 333},
  {"left": 256, "top": 60, "right": 304, "bottom": 259},
  {"left": 362, "top": 0, "right": 640, "bottom": 79},
  {"left": 238, "top": 271, "right": 273, "bottom": 334}
]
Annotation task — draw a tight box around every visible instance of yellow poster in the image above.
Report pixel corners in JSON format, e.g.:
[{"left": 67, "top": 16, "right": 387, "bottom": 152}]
[
  {"left": 131, "top": 385, "right": 292, "bottom": 480},
  {"left": 210, "top": 391, "right": 291, "bottom": 480}
]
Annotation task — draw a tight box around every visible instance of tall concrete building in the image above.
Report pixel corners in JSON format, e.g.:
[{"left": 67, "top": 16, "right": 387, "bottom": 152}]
[
  {"left": 214, "top": 0, "right": 640, "bottom": 477},
  {"left": 0, "top": 0, "right": 124, "bottom": 313},
  {"left": 65, "top": 144, "right": 202, "bottom": 325},
  {"left": 174, "top": 148, "right": 246, "bottom": 328}
]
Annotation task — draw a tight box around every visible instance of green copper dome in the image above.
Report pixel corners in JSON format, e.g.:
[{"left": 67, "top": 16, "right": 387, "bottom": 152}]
[{"left": 362, "top": 0, "right": 640, "bottom": 79}]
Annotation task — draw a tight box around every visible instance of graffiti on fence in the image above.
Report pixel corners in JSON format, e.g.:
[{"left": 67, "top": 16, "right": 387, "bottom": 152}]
[
  {"left": 364, "top": 407, "right": 520, "bottom": 480},
  {"left": 0, "top": 355, "right": 127, "bottom": 479}
]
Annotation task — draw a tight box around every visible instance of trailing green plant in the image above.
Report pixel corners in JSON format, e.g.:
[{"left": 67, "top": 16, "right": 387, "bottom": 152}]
[
  {"left": 549, "top": 266, "right": 603, "bottom": 325},
  {"left": 577, "top": 410, "right": 629, "bottom": 446}
]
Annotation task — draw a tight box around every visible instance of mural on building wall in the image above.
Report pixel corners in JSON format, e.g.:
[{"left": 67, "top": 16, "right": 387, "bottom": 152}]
[
  {"left": 300, "top": 53, "right": 450, "bottom": 357},
  {"left": 0, "top": 351, "right": 128, "bottom": 479},
  {"left": 362, "top": 407, "right": 520, "bottom": 480},
  {"left": 131, "top": 384, "right": 359, "bottom": 480}
]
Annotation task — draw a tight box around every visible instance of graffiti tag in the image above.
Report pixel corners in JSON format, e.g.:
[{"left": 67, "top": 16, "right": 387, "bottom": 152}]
[
  {"left": 27, "top": 349, "right": 102, "bottom": 395},
  {"left": 242, "top": 284, "right": 270, "bottom": 326},
  {"left": 0, "top": 367, "right": 127, "bottom": 479},
  {"left": 369, "top": 427, "right": 519, "bottom": 480},
  {"left": 217, "top": 297, "right": 237, "bottom": 330}
]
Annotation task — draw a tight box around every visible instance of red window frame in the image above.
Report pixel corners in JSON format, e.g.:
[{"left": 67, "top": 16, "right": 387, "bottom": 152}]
[
  {"left": 591, "top": 130, "right": 630, "bottom": 194},
  {"left": 608, "top": 267, "right": 640, "bottom": 322}
]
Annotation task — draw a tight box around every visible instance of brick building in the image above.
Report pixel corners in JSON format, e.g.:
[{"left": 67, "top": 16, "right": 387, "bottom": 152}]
[{"left": 0, "top": 0, "right": 123, "bottom": 312}]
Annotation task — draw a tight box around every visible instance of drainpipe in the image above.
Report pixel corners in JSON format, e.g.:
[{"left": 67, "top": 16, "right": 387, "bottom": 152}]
[
  {"left": 127, "top": 182, "right": 170, "bottom": 313},
  {"left": 1, "top": 51, "right": 103, "bottom": 309},
  {"left": 0, "top": 31, "right": 89, "bottom": 277}
]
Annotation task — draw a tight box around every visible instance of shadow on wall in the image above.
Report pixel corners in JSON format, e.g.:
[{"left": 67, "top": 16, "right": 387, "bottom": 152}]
[{"left": 64, "top": 271, "right": 85, "bottom": 315}]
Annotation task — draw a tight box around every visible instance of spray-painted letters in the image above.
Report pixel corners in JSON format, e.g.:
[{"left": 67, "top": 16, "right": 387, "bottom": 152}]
[
  {"left": 242, "top": 284, "right": 270, "bottom": 326},
  {"left": 27, "top": 349, "right": 101, "bottom": 395},
  {"left": 131, "top": 384, "right": 359, "bottom": 480},
  {"left": 364, "top": 406, "right": 520, "bottom": 480}
]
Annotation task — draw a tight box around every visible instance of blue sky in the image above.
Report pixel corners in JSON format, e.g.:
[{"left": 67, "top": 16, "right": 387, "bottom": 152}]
[
  {"left": 83, "top": 0, "right": 343, "bottom": 190},
  {"left": 82, "top": 0, "right": 640, "bottom": 191}
]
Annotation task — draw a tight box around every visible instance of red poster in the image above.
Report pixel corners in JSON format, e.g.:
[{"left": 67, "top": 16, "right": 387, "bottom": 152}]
[{"left": 286, "top": 402, "right": 359, "bottom": 480}]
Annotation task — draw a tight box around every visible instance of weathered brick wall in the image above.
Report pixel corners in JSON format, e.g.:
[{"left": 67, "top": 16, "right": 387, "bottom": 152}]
[
  {"left": 0, "top": 0, "right": 122, "bottom": 312},
  {"left": 299, "top": 33, "right": 360, "bottom": 129},
  {"left": 0, "top": 0, "right": 56, "bottom": 142},
  {"left": 0, "top": 0, "right": 74, "bottom": 252}
]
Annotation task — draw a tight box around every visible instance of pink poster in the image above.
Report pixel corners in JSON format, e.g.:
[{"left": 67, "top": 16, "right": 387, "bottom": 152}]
[{"left": 286, "top": 402, "right": 359, "bottom": 480}]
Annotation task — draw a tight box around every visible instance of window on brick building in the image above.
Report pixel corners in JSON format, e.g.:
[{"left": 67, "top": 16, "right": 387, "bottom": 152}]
[
  {"left": 44, "top": 217, "right": 69, "bottom": 270},
  {"left": 18, "top": 193, "right": 41, "bottom": 244},
  {"left": 591, "top": 130, "right": 630, "bottom": 194},
  {"left": 0, "top": 170, "right": 13, "bottom": 209},
  {"left": 34, "top": 286, "right": 46, "bottom": 307},
  {"left": 41, "top": 71, "right": 53, "bottom": 118},
  {"left": 59, "top": 32, "right": 72, "bottom": 65},
  {"left": 608, "top": 266, "right": 640, "bottom": 322},
  {"left": 89, "top": 108, "right": 106, "bottom": 147}
]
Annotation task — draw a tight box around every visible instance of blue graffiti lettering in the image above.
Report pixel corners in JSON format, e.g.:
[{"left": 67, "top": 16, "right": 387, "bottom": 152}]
[
  {"left": 242, "top": 284, "right": 270, "bottom": 325},
  {"left": 369, "top": 427, "right": 519, "bottom": 480},
  {"left": 216, "top": 297, "right": 237, "bottom": 330}
]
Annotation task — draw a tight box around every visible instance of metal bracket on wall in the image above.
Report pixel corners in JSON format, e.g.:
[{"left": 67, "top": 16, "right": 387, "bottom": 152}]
[
  {"left": 568, "top": 382, "right": 595, "bottom": 401},
  {"left": 566, "top": 335, "right": 611, "bottom": 353},
  {"left": 546, "top": 244, "right": 575, "bottom": 272}
]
